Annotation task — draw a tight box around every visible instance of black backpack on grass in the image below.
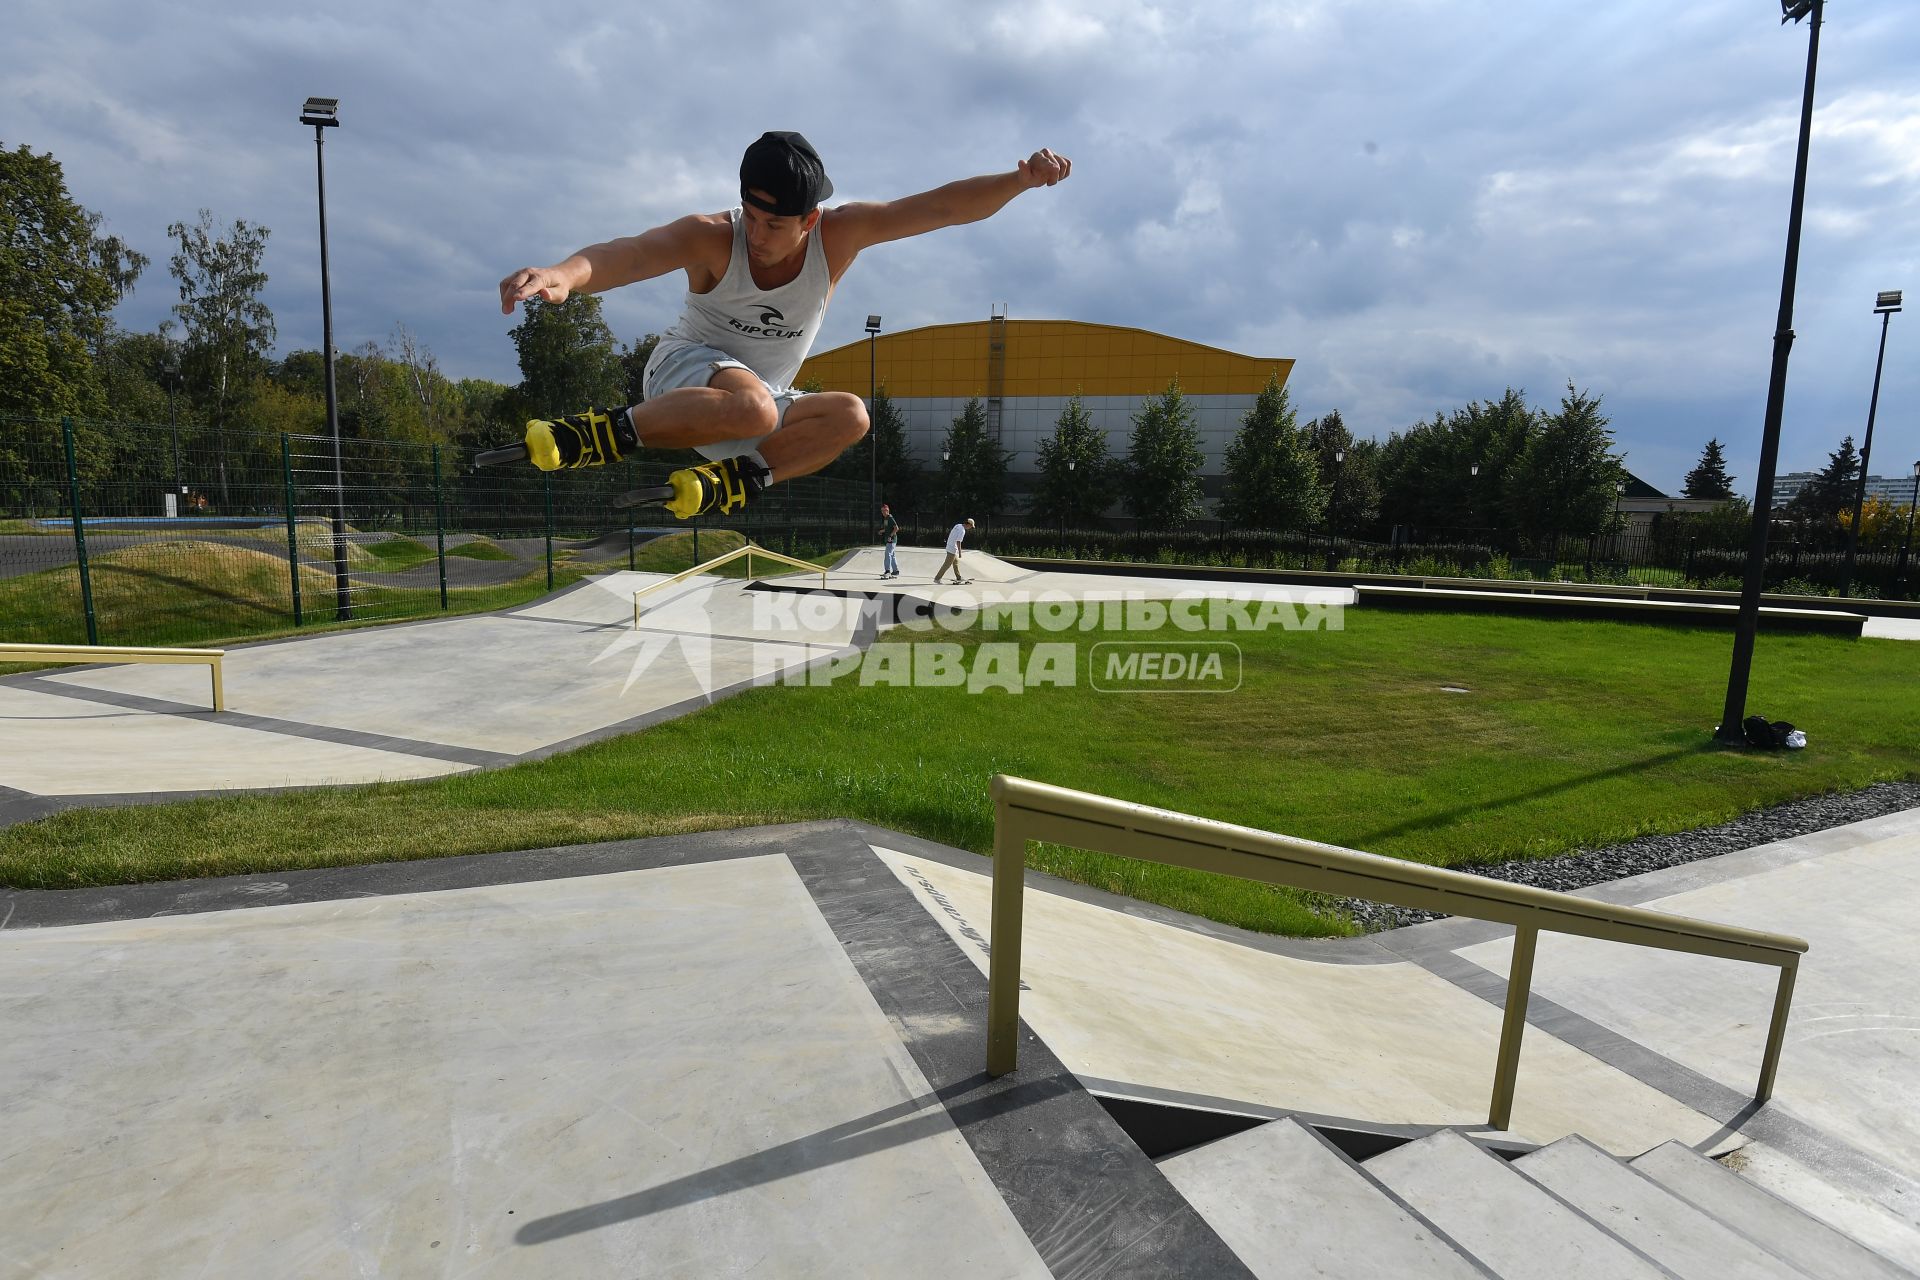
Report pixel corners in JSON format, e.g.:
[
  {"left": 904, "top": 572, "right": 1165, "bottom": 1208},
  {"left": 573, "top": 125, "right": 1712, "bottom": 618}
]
[{"left": 1742, "top": 715, "right": 1797, "bottom": 750}]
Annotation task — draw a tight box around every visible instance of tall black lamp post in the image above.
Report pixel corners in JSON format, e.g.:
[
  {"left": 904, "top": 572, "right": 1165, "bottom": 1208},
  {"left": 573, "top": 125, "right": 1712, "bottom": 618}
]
[
  {"left": 300, "top": 95, "right": 352, "bottom": 621},
  {"left": 1840, "top": 289, "right": 1902, "bottom": 597},
  {"left": 1716, "top": 0, "right": 1824, "bottom": 745},
  {"left": 865, "top": 314, "right": 882, "bottom": 530},
  {"left": 1900, "top": 460, "right": 1920, "bottom": 595}
]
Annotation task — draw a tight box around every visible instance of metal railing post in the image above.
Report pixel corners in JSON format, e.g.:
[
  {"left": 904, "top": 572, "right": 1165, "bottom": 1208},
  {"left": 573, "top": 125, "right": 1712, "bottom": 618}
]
[
  {"left": 432, "top": 444, "right": 449, "bottom": 611},
  {"left": 1757, "top": 957, "right": 1798, "bottom": 1102},
  {"left": 1488, "top": 925, "right": 1538, "bottom": 1129},
  {"left": 986, "top": 782, "right": 1027, "bottom": 1077},
  {"left": 543, "top": 473, "right": 554, "bottom": 592},
  {"left": 282, "top": 435, "right": 304, "bottom": 626},
  {"left": 61, "top": 417, "right": 99, "bottom": 645}
]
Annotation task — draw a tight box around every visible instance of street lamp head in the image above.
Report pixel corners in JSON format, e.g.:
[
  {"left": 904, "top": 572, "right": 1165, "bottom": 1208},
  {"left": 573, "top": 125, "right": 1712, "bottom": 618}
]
[
  {"left": 1470, "top": 463, "right": 1480, "bottom": 477},
  {"left": 1875, "top": 290, "right": 1903, "bottom": 314},
  {"left": 865, "top": 314, "right": 882, "bottom": 332},
  {"left": 1617, "top": 480, "right": 1627, "bottom": 494},
  {"left": 299, "top": 97, "right": 340, "bottom": 127},
  {"left": 1779, "top": 0, "right": 1813, "bottom": 23},
  {"left": 942, "top": 449, "right": 950, "bottom": 462},
  {"left": 1334, "top": 449, "right": 1345, "bottom": 464},
  {"left": 1067, "top": 459, "right": 1076, "bottom": 472}
]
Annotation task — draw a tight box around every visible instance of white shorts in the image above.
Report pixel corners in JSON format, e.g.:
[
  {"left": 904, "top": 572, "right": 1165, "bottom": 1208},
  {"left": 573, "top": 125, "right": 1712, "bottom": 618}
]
[{"left": 643, "top": 339, "right": 809, "bottom": 462}]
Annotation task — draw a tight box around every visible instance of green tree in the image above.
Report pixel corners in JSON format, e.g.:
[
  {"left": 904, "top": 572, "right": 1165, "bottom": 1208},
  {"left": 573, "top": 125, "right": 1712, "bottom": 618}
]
[
  {"left": 1218, "top": 376, "right": 1322, "bottom": 531},
  {"left": 936, "top": 397, "right": 1011, "bottom": 518},
  {"left": 618, "top": 332, "right": 661, "bottom": 406},
  {"left": 1684, "top": 496, "right": 1755, "bottom": 551},
  {"left": 870, "top": 388, "right": 922, "bottom": 511},
  {"left": 1505, "top": 383, "right": 1624, "bottom": 537},
  {"left": 392, "top": 321, "right": 469, "bottom": 443},
  {"left": 1682, "top": 437, "right": 1736, "bottom": 500},
  {"left": 510, "top": 294, "right": 625, "bottom": 413},
  {"left": 0, "top": 143, "right": 148, "bottom": 422},
  {"left": 1376, "top": 388, "right": 1536, "bottom": 533},
  {"left": 1028, "top": 394, "right": 1114, "bottom": 526},
  {"left": 1785, "top": 436, "right": 1861, "bottom": 542},
  {"left": 816, "top": 385, "right": 918, "bottom": 504},
  {"left": 168, "top": 210, "right": 274, "bottom": 507},
  {"left": 1122, "top": 379, "right": 1205, "bottom": 527},
  {"left": 1303, "top": 410, "right": 1381, "bottom": 536}
]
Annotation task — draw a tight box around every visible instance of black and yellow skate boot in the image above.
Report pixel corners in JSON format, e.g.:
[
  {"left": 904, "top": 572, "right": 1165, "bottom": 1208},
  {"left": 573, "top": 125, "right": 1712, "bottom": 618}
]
[
  {"left": 524, "top": 407, "right": 636, "bottom": 471},
  {"left": 663, "top": 456, "right": 770, "bottom": 519}
]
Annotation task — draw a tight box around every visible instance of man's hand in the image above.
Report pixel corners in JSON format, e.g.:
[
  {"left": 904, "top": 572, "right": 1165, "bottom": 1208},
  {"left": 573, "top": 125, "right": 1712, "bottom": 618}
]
[
  {"left": 1017, "top": 148, "right": 1072, "bottom": 189},
  {"left": 498, "top": 266, "right": 573, "bottom": 315}
]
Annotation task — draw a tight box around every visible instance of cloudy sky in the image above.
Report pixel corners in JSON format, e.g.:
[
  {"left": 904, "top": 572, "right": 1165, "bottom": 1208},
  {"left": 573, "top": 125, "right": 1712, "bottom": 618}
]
[{"left": 8, "top": 0, "right": 1917, "bottom": 492}]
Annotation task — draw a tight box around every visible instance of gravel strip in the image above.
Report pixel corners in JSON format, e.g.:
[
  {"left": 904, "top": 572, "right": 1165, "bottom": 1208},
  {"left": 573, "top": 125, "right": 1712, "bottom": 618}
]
[{"left": 1342, "top": 781, "right": 1920, "bottom": 933}]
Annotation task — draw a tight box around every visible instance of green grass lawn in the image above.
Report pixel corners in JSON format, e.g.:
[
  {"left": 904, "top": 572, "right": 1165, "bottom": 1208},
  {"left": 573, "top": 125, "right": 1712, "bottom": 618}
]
[{"left": 3, "top": 607, "right": 1913, "bottom": 939}]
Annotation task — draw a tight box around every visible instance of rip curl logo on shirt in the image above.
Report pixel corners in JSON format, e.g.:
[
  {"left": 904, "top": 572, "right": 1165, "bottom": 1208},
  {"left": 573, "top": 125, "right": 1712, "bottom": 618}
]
[{"left": 727, "top": 304, "right": 805, "bottom": 340}]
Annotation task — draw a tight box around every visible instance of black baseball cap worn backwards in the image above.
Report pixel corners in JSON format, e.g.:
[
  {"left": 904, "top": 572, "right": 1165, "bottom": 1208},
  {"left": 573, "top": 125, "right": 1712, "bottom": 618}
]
[{"left": 740, "top": 131, "right": 833, "bottom": 216}]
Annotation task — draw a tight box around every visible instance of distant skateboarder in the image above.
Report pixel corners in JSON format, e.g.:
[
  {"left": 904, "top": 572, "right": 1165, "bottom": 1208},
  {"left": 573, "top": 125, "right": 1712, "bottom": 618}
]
[
  {"left": 495, "top": 132, "right": 1072, "bottom": 520},
  {"left": 934, "top": 518, "right": 974, "bottom": 584},
  {"left": 878, "top": 503, "right": 900, "bottom": 579}
]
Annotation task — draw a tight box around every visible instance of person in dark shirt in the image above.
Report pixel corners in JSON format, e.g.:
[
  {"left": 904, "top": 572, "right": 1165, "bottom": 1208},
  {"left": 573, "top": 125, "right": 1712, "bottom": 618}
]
[{"left": 878, "top": 503, "right": 900, "bottom": 579}]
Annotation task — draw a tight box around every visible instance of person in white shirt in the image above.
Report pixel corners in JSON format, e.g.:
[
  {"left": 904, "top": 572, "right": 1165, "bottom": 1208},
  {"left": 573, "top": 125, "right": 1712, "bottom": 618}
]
[
  {"left": 935, "top": 518, "right": 975, "bottom": 584},
  {"left": 497, "top": 133, "right": 1071, "bottom": 519}
]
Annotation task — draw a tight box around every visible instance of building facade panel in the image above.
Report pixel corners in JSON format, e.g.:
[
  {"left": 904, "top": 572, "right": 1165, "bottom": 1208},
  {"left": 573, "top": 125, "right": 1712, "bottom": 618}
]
[{"left": 798, "top": 318, "right": 1293, "bottom": 483}]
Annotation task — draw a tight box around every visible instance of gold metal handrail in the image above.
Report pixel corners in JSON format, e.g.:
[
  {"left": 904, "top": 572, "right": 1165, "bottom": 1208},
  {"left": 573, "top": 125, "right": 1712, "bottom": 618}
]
[
  {"left": 632, "top": 542, "right": 829, "bottom": 627},
  {"left": 1, "top": 642, "right": 226, "bottom": 711},
  {"left": 983, "top": 774, "right": 1807, "bottom": 1130}
]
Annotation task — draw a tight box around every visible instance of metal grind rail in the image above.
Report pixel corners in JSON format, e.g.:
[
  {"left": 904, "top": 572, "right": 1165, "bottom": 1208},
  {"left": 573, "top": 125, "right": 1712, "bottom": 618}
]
[{"left": 982, "top": 775, "right": 1807, "bottom": 1131}]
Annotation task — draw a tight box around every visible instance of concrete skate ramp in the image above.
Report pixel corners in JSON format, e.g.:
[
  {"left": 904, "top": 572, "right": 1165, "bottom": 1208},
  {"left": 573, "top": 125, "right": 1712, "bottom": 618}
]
[{"left": 0, "top": 825, "right": 1246, "bottom": 1279}]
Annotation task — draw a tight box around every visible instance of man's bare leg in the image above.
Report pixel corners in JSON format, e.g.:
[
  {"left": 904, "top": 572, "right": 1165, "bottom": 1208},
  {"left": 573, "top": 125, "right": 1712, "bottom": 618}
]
[{"left": 628, "top": 368, "right": 869, "bottom": 484}]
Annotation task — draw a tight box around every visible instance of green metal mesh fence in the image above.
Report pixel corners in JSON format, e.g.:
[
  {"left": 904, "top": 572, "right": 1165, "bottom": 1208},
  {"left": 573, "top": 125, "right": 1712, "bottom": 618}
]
[{"left": 1, "top": 416, "right": 869, "bottom": 648}]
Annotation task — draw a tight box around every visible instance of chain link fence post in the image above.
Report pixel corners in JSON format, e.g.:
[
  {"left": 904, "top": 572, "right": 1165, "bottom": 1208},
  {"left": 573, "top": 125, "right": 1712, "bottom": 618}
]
[
  {"left": 282, "top": 435, "right": 304, "bottom": 627},
  {"left": 432, "top": 444, "right": 449, "bottom": 611},
  {"left": 61, "top": 417, "right": 100, "bottom": 645},
  {"left": 543, "top": 472, "right": 554, "bottom": 592}
]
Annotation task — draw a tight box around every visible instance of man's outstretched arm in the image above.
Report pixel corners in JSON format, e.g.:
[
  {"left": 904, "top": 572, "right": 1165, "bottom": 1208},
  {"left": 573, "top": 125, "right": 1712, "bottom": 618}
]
[
  {"left": 827, "top": 148, "right": 1071, "bottom": 259},
  {"left": 498, "top": 214, "right": 722, "bottom": 314}
]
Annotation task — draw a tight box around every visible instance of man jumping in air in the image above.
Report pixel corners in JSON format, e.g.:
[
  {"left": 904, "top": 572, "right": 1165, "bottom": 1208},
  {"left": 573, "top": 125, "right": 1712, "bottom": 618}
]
[{"left": 497, "top": 132, "right": 1072, "bottom": 519}]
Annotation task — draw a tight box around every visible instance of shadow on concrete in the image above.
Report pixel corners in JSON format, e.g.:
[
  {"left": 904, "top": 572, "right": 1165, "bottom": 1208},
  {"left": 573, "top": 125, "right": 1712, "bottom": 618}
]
[{"left": 515, "top": 1071, "right": 1073, "bottom": 1246}]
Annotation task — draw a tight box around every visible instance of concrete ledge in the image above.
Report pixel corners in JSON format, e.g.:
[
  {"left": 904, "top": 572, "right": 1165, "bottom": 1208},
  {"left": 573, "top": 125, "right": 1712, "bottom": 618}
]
[
  {"left": 1353, "top": 584, "right": 1867, "bottom": 635},
  {"left": 999, "top": 556, "right": 1920, "bottom": 620}
]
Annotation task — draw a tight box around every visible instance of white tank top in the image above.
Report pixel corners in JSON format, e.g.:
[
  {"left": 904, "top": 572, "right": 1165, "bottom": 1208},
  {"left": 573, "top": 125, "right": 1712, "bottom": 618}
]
[{"left": 660, "top": 208, "right": 833, "bottom": 391}]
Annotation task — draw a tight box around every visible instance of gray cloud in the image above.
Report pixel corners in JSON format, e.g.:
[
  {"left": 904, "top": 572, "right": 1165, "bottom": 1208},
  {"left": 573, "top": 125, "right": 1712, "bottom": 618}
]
[{"left": 5, "top": 0, "right": 1915, "bottom": 492}]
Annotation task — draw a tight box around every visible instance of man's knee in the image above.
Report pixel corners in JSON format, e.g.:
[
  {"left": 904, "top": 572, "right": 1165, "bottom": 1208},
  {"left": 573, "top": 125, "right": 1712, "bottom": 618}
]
[
  {"left": 824, "top": 392, "right": 869, "bottom": 445},
  {"left": 727, "top": 386, "right": 779, "bottom": 438}
]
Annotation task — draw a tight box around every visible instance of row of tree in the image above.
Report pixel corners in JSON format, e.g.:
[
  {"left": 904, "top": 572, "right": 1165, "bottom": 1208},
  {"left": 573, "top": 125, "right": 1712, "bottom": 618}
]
[
  {"left": 2, "top": 142, "right": 656, "bottom": 477},
  {"left": 867, "top": 378, "right": 1633, "bottom": 540},
  {"left": 9, "top": 141, "right": 1907, "bottom": 545}
]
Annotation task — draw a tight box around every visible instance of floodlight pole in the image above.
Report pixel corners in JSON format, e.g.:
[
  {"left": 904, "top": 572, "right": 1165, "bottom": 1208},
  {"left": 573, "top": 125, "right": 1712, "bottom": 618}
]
[
  {"left": 1716, "top": 0, "right": 1823, "bottom": 745},
  {"left": 302, "top": 97, "right": 352, "bottom": 621},
  {"left": 866, "top": 316, "right": 881, "bottom": 531},
  {"left": 1841, "top": 296, "right": 1899, "bottom": 597},
  {"left": 1900, "top": 463, "right": 1919, "bottom": 594}
]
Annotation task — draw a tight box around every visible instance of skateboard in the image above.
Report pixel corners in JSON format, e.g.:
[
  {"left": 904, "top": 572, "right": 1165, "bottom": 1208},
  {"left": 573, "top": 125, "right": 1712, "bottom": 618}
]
[{"left": 472, "top": 442, "right": 673, "bottom": 511}]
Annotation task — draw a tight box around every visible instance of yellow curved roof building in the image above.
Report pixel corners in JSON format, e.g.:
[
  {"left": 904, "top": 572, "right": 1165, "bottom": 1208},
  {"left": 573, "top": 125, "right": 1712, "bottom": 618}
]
[{"left": 798, "top": 319, "right": 1292, "bottom": 400}]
